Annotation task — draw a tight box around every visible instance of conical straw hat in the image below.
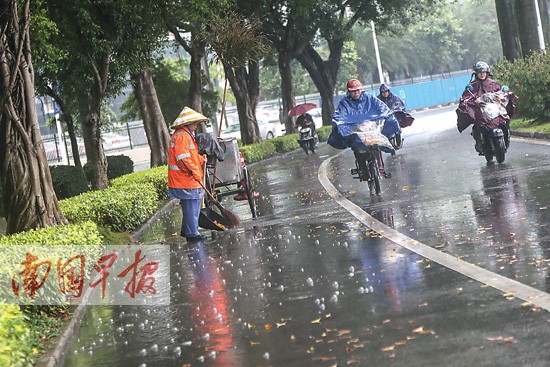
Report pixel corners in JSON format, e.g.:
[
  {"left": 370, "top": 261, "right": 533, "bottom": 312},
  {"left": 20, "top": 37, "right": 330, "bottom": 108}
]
[{"left": 171, "top": 107, "right": 209, "bottom": 129}]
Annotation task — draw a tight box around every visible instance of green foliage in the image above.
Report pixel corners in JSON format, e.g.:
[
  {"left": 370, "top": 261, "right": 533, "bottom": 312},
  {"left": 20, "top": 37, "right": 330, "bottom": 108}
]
[
  {"left": 83, "top": 155, "right": 134, "bottom": 183},
  {"left": 0, "top": 305, "right": 33, "bottom": 367},
  {"left": 0, "top": 221, "right": 103, "bottom": 247},
  {"left": 106, "top": 155, "right": 134, "bottom": 180},
  {"left": 510, "top": 117, "right": 550, "bottom": 133},
  {"left": 60, "top": 183, "right": 159, "bottom": 232},
  {"left": 149, "top": 58, "right": 191, "bottom": 125},
  {"left": 0, "top": 222, "right": 103, "bottom": 306},
  {"left": 96, "top": 226, "right": 134, "bottom": 246},
  {"left": 121, "top": 57, "right": 220, "bottom": 125},
  {"left": 203, "top": 12, "right": 272, "bottom": 68},
  {"left": 240, "top": 140, "right": 277, "bottom": 163},
  {"left": 493, "top": 52, "right": 550, "bottom": 122},
  {"left": 271, "top": 134, "right": 300, "bottom": 152},
  {"left": 316, "top": 126, "right": 332, "bottom": 142},
  {"left": 23, "top": 306, "right": 68, "bottom": 361},
  {"left": 110, "top": 165, "right": 168, "bottom": 201},
  {"left": 50, "top": 165, "right": 89, "bottom": 199},
  {"left": 353, "top": 1, "right": 501, "bottom": 81}
]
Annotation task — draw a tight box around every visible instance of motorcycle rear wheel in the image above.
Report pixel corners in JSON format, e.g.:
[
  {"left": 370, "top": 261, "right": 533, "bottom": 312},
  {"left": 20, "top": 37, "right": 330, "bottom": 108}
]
[
  {"left": 482, "top": 140, "right": 494, "bottom": 163},
  {"left": 309, "top": 139, "right": 316, "bottom": 153},
  {"left": 495, "top": 137, "right": 506, "bottom": 163},
  {"left": 300, "top": 141, "right": 309, "bottom": 154}
]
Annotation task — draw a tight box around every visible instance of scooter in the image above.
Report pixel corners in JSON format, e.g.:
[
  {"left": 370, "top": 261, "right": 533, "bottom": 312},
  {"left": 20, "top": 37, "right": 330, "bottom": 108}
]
[
  {"left": 297, "top": 123, "right": 318, "bottom": 154},
  {"left": 474, "top": 123, "right": 509, "bottom": 164},
  {"left": 460, "top": 85, "right": 516, "bottom": 164},
  {"left": 388, "top": 102, "right": 414, "bottom": 151}
]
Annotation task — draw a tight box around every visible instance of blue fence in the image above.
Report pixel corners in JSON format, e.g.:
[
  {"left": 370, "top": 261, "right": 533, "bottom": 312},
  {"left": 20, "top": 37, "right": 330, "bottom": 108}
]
[
  {"left": 376, "top": 74, "right": 471, "bottom": 110},
  {"left": 252, "top": 72, "right": 475, "bottom": 114},
  {"left": 332, "top": 73, "right": 473, "bottom": 111}
]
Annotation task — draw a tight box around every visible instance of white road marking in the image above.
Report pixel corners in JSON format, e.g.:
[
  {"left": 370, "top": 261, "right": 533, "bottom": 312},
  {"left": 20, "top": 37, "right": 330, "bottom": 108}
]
[{"left": 319, "top": 151, "right": 550, "bottom": 312}]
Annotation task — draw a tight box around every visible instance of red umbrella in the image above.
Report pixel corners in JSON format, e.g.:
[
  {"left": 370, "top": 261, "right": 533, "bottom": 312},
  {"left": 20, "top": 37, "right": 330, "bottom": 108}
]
[{"left": 288, "top": 103, "right": 317, "bottom": 117}]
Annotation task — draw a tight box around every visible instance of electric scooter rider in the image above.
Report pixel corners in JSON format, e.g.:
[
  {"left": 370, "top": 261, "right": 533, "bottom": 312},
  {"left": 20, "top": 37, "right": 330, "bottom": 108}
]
[
  {"left": 377, "top": 84, "right": 405, "bottom": 148},
  {"left": 295, "top": 113, "right": 316, "bottom": 135},
  {"left": 459, "top": 61, "right": 506, "bottom": 154},
  {"left": 328, "top": 78, "right": 401, "bottom": 175}
]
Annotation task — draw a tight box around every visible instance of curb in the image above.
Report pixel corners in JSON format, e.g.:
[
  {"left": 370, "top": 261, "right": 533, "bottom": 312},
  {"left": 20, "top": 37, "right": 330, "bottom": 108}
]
[{"left": 511, "top": 130, "right": 550, "bottom": 141}]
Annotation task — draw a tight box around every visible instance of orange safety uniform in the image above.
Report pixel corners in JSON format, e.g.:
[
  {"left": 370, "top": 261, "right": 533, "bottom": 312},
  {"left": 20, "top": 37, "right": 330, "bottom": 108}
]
[{"left": 168, "top": 126, "right": 205, "bottom": 189}]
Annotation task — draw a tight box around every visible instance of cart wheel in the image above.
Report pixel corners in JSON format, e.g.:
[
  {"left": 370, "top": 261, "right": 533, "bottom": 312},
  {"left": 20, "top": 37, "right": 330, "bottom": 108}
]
[{"left": 243, "top": 167, "right": 258, "bottom": 218}]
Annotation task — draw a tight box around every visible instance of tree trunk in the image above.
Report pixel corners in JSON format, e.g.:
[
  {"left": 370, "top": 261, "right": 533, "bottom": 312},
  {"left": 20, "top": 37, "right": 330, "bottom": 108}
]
[
  {"left": 225, "top": 61, "right": 262, "bottom": 145},
  {"left": 80, "top": 105, "right": 108, "bottom": 190},
  {"left": 495, "top": 0, "right": 523, "bottom": 60},
  {"left": 76, "top": 50, "right": 110, "bottom": 190},
  {"left": 278, "top": 49, "right": 296, "bottom": 135},
  {"left": 515, "top": 0, "right": 543, "bottom": 56},
  {"left": 64, "top": 114, "right": 82, "bottom": 168},
  {"left": 189, "top": 31, "right": 204, "bottom": 113},
  {"left": 0, "top": 0, "right": 67, "bottom": 234},
  {"left": 169, "top": 26, "right": 208, "bottom": 134},
  {"left": 43, "top": 85, "right": 82, "bottom": 168},
  {"left": 132, "top": 69, "right": 169, "bottom": 167},
  {"left": 296, "top": 41, "right": 343, "bottom": 126}
]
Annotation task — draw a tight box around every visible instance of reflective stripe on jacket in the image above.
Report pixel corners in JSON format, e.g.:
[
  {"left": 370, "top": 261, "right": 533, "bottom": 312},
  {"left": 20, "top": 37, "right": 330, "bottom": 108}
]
[{"left": 168, "top": 127, "right": 205, "bottom": 189}]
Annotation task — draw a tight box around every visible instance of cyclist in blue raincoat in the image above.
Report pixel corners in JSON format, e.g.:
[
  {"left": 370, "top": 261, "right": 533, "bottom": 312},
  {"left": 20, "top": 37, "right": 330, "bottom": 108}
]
[{"left": 328, "top": 79, "right": 401, "bottom": 153}]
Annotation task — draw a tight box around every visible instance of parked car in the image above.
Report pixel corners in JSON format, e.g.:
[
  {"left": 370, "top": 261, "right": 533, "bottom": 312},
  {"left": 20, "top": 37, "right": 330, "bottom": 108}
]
[
  {"left": 102, "top": 132, "right": 131, "bottom": 150},
  {"left": 44, "top": 140, "right": 62, "bottom": 161},
  {"left": 219, "top": 111, "right": 283, "bottom": 141}
]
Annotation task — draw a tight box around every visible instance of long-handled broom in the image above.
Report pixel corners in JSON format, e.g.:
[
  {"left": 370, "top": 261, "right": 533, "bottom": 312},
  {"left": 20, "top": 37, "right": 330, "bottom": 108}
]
[{"left": 181, "top": 161, "right": 240, "bottom": 228}]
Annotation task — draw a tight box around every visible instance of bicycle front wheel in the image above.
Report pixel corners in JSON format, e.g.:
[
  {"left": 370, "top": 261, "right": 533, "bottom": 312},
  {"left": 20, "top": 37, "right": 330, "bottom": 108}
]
[{"left": 367, "top": 159, "right": 380, "bottom": 194}]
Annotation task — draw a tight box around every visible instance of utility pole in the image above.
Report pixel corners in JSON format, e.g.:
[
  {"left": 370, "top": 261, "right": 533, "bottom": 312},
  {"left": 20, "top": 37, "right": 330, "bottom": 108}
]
[
  {"left": 534, "top": 0, "right": 546, "bottom": 52},
  {"left": 371, "top": 21, "right": 384, "bottom": 85}
]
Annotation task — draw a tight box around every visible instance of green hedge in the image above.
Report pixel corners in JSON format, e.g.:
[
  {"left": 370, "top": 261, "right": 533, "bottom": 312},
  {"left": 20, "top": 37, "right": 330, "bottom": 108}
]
[
  {"left": 0, "top": 221, "right": 103, "bottom": 247},
  {"left": 317, "top": 125, "right": 332, "bottom": 142},
  {"left": 240, "top": 140, "right": 277, "bottom": 163},
  {"left": 50, "top": 165, "right": 89, "bottom": 199},
  {"left": 493, "top": 52, "right": 550, "bottom": 122},
  {"left": 0, "top": 221, "right": 104, "bottom": 305},
  {"left": 110, "top": 165, "right": 168, "bottom": 201},
  {"left": 60, "top": 183, "right": 159, "bottom": 232},
  {"left": 83, "top": 154, "right": 134, "bottom": 183},
  {"left": 271, "top": 134, "right": 300, "bottom": 152},
  {"left": 0, "top": 222, "right": 103, "bottom": 358},
  {"left": 0, "top": 305, "right": 33, "bottom": 367},
  {"left": 239, "top": 126, "right": 332, "bottom": 163}
]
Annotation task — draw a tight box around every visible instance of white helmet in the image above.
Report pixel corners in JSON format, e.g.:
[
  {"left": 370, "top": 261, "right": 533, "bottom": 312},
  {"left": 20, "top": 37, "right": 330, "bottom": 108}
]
[{"left": 474, "top": 61, "right": 490, "bottom": 73}]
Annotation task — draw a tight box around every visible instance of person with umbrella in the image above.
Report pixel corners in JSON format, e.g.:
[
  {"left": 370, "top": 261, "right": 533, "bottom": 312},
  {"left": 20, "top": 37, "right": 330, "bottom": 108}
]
[
  {"left": 289, "top": 103, "right": 319, "bottom": 154},
  {"left": 294, "top": 113, "right": 316, "bottom": 135}
]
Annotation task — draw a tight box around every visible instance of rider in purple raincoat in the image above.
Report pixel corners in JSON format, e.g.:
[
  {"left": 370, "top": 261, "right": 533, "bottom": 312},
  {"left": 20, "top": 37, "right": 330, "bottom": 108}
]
[{"left": 456, "top": 61, "right": 517, "bottom": 153}]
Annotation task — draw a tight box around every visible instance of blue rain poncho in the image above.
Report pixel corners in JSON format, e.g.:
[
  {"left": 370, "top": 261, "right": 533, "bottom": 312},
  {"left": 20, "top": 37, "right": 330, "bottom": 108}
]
[{"left": 328, "top": 92, "right": 401, "bottom": 152}]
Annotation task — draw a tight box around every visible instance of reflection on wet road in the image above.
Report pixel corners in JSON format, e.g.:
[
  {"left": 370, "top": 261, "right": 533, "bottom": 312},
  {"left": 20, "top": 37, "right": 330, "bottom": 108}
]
[{"left": 63, "top": 107, "right": 550, "bottom": 366}]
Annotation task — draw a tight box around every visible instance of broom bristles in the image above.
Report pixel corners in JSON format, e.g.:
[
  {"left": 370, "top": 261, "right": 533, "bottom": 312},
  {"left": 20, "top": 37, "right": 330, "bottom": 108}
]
[{"left": 215, "top": 202, "right": 240, "bottom": 228}]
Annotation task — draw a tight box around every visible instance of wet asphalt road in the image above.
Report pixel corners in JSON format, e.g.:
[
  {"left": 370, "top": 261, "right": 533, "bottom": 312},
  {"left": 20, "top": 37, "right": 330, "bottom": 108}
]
[{"left": 62, "top": 106, "right": 550, "bottom": 367}]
